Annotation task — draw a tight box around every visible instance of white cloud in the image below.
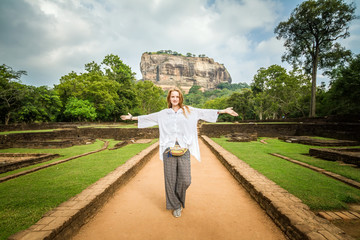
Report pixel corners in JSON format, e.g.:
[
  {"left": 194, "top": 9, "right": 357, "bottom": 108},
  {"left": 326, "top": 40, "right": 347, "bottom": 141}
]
[
  {"left": 1, "top": 0, "right": 358, "bottom": 88},
  {"left": 256, "top": 37, "right": 284, "bottom": 56}
]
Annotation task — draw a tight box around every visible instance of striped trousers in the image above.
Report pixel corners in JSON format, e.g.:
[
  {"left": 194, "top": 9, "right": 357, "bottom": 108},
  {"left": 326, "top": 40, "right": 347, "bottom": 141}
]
[{"left": 163, "top": 148, "right": 191, "bottom": 210}]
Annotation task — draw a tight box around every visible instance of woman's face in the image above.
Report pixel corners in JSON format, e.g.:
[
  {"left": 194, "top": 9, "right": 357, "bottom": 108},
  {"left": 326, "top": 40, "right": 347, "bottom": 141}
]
[{"left": 170, "top": 90, "right": 180, "bottom": 108}]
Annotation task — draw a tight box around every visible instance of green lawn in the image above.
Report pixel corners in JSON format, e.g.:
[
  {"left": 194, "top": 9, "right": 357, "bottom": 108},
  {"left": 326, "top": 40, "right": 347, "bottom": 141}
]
[
  {"left": 211, "top": 137, "right": 360, "bottom": 211},
  {"left": 0, "top": 139, "right": 109, "bottom": 179},
  {"left": 0, "top": 139, "right": 156, "bottom": 240}
]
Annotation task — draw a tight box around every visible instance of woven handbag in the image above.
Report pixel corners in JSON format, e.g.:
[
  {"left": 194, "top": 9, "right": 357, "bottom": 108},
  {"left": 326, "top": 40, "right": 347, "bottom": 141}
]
[{"left": 166, "top": 145, "right": 188, "bottom": 157}]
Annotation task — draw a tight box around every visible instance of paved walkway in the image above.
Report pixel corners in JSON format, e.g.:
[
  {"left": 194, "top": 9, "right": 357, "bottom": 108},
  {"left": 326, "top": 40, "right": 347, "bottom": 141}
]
[{"left": 73, "top": 139, "right": 286, "bottom": 240}]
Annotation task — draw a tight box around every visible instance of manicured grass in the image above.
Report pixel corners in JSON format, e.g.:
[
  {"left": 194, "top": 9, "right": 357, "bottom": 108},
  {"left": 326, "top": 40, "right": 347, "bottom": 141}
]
[
  {"left": 0, "top": 129, "right": 57, "bottom": 135},
  {"left": 0, "top": 140, "right": 109, "bottom": 179},
  {"left": 211, "top": 137, "right": 360, "bottom": 211},
  {"left": 0, "top": 139, "right": 156, "bottom": 240},
  {"left": 277, "top": 147, "right": 360, "bottom": 183}
]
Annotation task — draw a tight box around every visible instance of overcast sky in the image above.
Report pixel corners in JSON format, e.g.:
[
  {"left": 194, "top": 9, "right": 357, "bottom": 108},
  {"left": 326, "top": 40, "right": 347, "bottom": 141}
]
[{"left": 0, "top": 0, "right": 359, "bottom": 88}]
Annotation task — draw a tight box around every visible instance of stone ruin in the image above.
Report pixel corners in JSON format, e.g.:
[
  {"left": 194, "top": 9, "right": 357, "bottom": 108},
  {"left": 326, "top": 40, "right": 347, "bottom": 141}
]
[
  {"left": 279, "top": 136, "right": 360, "bottom": 146},
  {"left": 0, "top": 153, "right": 59, "bottom": 174},
  {"left": 309, "top": 148, "right": 360, "bottom": 167},
  {"left": 280, "top": 136, "right": 360, "bottom": 168},
  {"left": 225, "top": 132, "right": 257, "bottom": 142},
  {"left": 1, "top": 137, "right": 96, "bottom": 149}
]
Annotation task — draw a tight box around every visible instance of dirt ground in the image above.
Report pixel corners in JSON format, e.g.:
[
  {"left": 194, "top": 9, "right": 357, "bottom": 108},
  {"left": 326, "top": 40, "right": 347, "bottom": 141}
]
[{"left": 73, "top": 139, "right": 286, "bottom": 240}]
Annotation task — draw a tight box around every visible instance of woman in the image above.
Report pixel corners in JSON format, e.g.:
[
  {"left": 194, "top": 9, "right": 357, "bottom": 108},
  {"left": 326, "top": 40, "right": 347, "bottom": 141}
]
[{"left": 121, "top": 87, "right": 238, "bottom": 218}]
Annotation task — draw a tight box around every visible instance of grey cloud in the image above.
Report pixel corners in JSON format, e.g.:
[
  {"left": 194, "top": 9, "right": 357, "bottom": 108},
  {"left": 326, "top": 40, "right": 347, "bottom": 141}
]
[{"left": 0, "top": 0, "right": 359, "bottom": 87}]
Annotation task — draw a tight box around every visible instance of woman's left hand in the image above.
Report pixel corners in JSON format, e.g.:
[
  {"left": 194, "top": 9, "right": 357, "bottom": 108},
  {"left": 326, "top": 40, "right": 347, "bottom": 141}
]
[
  {"left": 120, "top": 113, "right": 132, "bottom": 121},
  {"left": 224, "top": 107, "right": 239, "bottom": 116}
]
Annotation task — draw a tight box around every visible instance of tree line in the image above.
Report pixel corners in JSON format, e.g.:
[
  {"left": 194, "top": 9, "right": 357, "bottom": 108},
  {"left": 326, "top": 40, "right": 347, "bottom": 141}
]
[
  {"left": 1, "top": 52, "right": 359, "bottom": 124},
  {"left": 183, "top": 54, "right": 359, "bottom": 121},
  {"left": 0, "top": 55, "right": 166, "bottom": 124}
]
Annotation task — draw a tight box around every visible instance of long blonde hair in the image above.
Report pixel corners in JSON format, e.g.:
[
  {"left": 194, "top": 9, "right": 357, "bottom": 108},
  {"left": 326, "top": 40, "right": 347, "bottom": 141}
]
[{"left": 166, "top": 87, "right": 191, "bottom": 117}]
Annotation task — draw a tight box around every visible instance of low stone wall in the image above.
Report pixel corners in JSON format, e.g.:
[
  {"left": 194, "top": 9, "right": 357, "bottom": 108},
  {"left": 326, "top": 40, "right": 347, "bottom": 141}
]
[
  {"left": 0, "top": 122, "right": 119, "bottom": 132},
  {"left": 1, "top": 122, "right": 359, "bottom": 148},
  {"left": 309, "top": 148, "right": 360, "bottom": 167},
  {"left": 0, "top": 153, "right": 59, "bottom": 173},
  {"left": 200, "top": 123, "right": 300, "bottom": 138},
  {"left": 7, "top": 138, "right": 95, "bottom": 149},
  {"left": 201, "top": 135, "right": 353, "bottom": 240},
  {"left": 200, "top": 123, "right": 360, "bottom": 141},
  {"left": 279, "top": 136, "right": 360, "bottom": 146},
  {"left": 0, "top": 129, "right": 79, "bottom": 144},
  {"left": 294, "top": 123, "right": 360, "bottom": 141},
  {"left": 77, "top": 127, "right": 159, "bottom": 140},
  {"left": 0, "top": 128, "right": 159, "bottom": 149}
]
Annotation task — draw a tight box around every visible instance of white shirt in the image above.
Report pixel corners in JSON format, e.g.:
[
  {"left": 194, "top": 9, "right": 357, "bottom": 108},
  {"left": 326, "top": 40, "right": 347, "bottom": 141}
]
[{"left": 138, "top": 106, "right": 219, "bottom": 161}]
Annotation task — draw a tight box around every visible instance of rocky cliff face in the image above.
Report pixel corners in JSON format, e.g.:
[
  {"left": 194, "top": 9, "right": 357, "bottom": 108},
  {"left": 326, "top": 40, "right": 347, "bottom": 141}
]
[{"left": 140, "top": 53, "right": 232, "bottom": 92}]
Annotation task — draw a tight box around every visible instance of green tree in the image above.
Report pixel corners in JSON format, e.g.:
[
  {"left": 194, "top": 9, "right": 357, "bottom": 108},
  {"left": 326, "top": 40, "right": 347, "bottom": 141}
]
[
  {"left": 252, "top": 92, "right": 273, "bottom": 120},
  {"left": 102, "top": 54, "right": 137, "bottom": 119},
  {"left": 55, "top": 71, "right": 121, "bottom": 120},
  {"left": 203, "top": 96, "right": 231, "bottom": 122},
  {"left": 203, "top": 96, "right": 228, "bottom": 110},
  {"left": 274, "top": 0, "right": 356, "bottom": 117},
  {"left": 17, "top": 86, "right": 62, "bottom": 123},
  {"left": 102, "top": 54, "right": 135, "bottom": 85},
  {"left": 64, "top": 97, "right": 97, "bottom": 121},
  {"left": 185, "top": 85, "right": 205, "bottom": 107},
  {"left": 251, "top": 65, "right": 311, "bottom": 119},
  {"left": 323, "top": 54, "right": 360, "bottom": 114},
  {"left": 134, "top": 81, "right": 166, "bottom": 115},
  {"left": 0, "top": 64, "right": 27, "bottom": 124},
  {"left": 227, "top": 89, "right": 254, "bottom": 121},
  {"left": 55, "top": 54, "right": 137, "bottom": 121}
]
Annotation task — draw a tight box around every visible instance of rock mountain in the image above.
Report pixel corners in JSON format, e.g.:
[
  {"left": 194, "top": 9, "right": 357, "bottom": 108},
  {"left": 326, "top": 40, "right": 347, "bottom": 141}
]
[{"left": 140, "top": 53, "right": 232, "bottom": 92}]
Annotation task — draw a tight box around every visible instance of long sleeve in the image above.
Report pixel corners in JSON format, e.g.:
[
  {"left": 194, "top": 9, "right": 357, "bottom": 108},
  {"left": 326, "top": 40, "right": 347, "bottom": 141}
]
[
  {"left": 138, "top": 111, "right": 160, "bottom": 128},
  {"left": 196, "top": 108, "right": 219, "bottom": 123}
]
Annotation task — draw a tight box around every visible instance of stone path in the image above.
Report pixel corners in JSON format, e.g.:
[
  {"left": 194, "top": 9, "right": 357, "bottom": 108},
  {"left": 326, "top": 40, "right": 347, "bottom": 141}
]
[{"left": 73, "top": 139, "right": 286, "bottom": 240}]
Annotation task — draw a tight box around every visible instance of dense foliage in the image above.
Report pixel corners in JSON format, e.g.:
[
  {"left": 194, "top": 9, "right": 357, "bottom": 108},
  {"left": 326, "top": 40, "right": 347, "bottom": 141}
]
[
  {"left": 275, "top": 0, "right": 356, "bottom": 117},
  {"left": 1, "top": 50, "right": 360, "bottom": 124},
  {"left": 0, "top": 56, "right": 165, "bottom": 124}
]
